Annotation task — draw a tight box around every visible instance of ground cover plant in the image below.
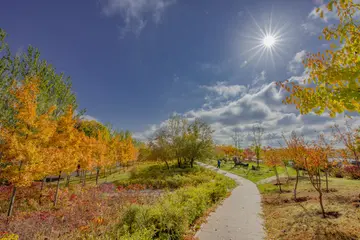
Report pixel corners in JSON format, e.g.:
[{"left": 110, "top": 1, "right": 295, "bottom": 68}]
[{"left": 0, "top": 162, "right": 236, "bottom": 240}]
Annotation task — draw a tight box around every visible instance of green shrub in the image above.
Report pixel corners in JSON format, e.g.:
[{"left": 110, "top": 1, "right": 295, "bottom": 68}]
[
  {"left": 117, "top": 174, "right": 236, "bottom": 240},
  {"left": 331, "top": 167, "right": 344, "bottom": 178},
  {"left": 114, "top": 163, "right": 218, "bottom": 190}
]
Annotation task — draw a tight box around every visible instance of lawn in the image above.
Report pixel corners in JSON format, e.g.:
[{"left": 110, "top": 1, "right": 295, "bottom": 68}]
[
  {"left": 209, "top": 160, "right": 296, "bottom": 183},
  {"left": 259, "top": 175, "right": 360, "bottom": 240},
  {"left": 204, "top": 159, "right": 360, "bottom": 239},
  {"left": 0, "top": 162, "right": 236, "bottom": 240}
]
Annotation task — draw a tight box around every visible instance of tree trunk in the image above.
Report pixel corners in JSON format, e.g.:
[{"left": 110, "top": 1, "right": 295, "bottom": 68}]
[
  {"left": 190, "top": 159, "right": 194, "bottom": 168},
  {"left": 79, "top": 170, "right": 83, "bottom": 183},
  {"left": 177, "top": 158, "right": 181, "bottom": 168},
  {"left": 65, "top": 174, "right": 71, "bottom": 187},
  {"left": 274, "top": 167, "right": 282, "bottom": 193},
  {"left": 284, "top": 164, "right": 290, "bottom": 183},
  {"left": 83, "top": 171, "right": 86, "bottom": 186},
  {"left": 54, "top": 171, "right": 62, "bottom": 207},
  {"left": 39, "top": 178, "right": 46, "bottom": 204},
  {"left": 325, "top": 170, "right": 329, "bottom": 192},
  {"left": 319, "top": 191, "right": 326, "bottom": 218},
  {"left": 7, "top": 186, "right": 17, "bottom": 217},
  {"left": 165, "top": 160, "right": 170, "bottom": 170},
  {"left": 256, "top": 158, "right": 259, "bottom": 168},
  {"left": 96, "top": 168, "right": 100, "bottom": 185},
  {"left": 294, "top": 168, "right": 299, "bottom": 200}
]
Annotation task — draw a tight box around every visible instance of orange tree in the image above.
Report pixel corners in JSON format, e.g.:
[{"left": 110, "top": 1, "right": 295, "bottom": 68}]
[
  {"left": 263, "top": 147, "right": 283, "bottom": 192},
  {"left": 304, "top": 140, "right": 330, "bottom": 218},
  {"left": 277, "top": 148, "right": 291, "bottom": 182},
  {"left": 282, "top": 131, "right": 307, "bottom": 200},
  {"left": 278, "top": 0, "right": 360, "bottom": 116},
  {"left": 243, "top": 148, "right": 255, "bottom": 161},
  {"left": 217, "top": 145, "right": 241, "bottom": 162},
  {"left": 0, "top": 78, "right": 57, "bottom": 216}
]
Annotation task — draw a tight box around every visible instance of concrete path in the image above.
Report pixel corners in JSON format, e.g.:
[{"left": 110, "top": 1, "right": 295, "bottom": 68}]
[
  {"left": 256, "top": 174, "right": 286, "bottom": 185},
  {"left": 195, "top": 162, "right": 265, "bottom": 240}
]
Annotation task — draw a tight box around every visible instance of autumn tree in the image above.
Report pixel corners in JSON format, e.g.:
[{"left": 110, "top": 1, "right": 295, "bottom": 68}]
[
  {"left": 49, "top": 107, "right": 82, "bottom": 205},
  {"left": 0, "top": 78, "right": 57, "bottom": 216},
  {"left": 305, "top": 140, "right": 330, "bottom": 218},
  {"left": 282, "top": 131, "right": 307, "bottom": 200},
  {"left": 243, "top": 148, "right": 255, "bottom": 161},
  {"left": 0, "top": 29, "right": 78, "bottom": 126},
  {"left": 278, "top": 0, "right": 360, "bottom": 116},
  {"left": 332, "top": 122, "right": 359, "bottom": 164},
  {"left": 263, "top": 147, "right": 283, "bottom": 192},
  {"left": 318, "top": 134, "right": 333, "bottom": 192},
  {"left": 217, "top": 145, "right": 242, "bottom": 162},
  {"left": 76, "top": 120, "right": 109, "bottom": 184}
]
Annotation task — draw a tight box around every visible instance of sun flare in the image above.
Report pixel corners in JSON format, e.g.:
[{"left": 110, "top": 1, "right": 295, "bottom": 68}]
[
  {"left": 263, "top": 35, "right": 276, "bottom": 47},
  {"left": 237, "top": 9, "right": 292, "bottom": 69}
]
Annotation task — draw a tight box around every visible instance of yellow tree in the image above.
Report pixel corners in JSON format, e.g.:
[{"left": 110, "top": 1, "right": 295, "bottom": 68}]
[
  {"left": 74, "top": 131, "right": 94, "bottom": 186},
  {"left": 93, "top": 129, "right": 108, "bottom": 185},
  {"left": 0, "top": 78, "right": 57, "bottom": 216},
  {"left": 49, "top": 107, "right": 81, "bottom": 206},
  {"left": 279, "top": 0, "right": 360, "bottom": 116}
]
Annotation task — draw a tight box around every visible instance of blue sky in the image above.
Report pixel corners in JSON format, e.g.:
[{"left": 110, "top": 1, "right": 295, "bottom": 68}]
[{"left": 1, "top": 0, "right": 358, "bottom": 145}]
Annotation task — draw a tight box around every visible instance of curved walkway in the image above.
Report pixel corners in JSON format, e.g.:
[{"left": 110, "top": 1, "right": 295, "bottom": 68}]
[{"left": 195, "top": 162, "right": 265, "bottom": 240}]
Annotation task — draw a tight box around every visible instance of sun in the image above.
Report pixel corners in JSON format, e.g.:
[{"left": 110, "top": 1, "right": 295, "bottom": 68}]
[
  {"left": 235, "top": 8, "right": 293, "bottom": 69},
  {"left": 263, "top": 35, "right": 276, "bottom": 48}
]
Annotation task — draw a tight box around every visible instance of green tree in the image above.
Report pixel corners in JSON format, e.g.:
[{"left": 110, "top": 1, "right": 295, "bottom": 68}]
[{"left": 183, "top": 119, "right": 214, "bottom": 168}]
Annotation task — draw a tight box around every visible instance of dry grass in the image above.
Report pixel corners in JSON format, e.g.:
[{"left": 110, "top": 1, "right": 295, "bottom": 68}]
[{"left": 260, "top": 176, "right": 360, "bottom": 240}]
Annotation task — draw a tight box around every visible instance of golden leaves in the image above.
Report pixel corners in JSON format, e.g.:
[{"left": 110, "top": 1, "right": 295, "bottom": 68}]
[{"left": 0, "top": 77, "right": 137, "bottom": 187}]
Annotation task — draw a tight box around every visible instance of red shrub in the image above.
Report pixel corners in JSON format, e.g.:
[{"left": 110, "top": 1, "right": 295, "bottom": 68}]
[
  {"left": 126, "top": 184, "right": 147, "bottom": 191},
  {"left": 98, "top": 183, "right": 115, "bottom": 193},
  {"left": 344, "top": 165, "right": 360, "bottom": 179}
]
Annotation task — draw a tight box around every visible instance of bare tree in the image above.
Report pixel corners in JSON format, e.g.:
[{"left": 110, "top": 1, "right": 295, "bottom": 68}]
[
  {"left": 251, "top": 123, "right": 264, "bottom": 168},
  {"left": 231, "top": 129, "right": 244, "bottom": 149},
  {"left": 332, "top": 122, "right": 359, "bottom": 164}
]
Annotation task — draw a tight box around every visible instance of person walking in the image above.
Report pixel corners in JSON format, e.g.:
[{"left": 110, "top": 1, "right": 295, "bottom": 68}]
[{"left": 217, "top": 159, "right": 221, "bottom": 168}]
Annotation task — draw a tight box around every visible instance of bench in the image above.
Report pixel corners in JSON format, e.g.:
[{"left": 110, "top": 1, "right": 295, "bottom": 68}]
[{"left": 233, "top": 158, "right": 249, "bottom": 168}]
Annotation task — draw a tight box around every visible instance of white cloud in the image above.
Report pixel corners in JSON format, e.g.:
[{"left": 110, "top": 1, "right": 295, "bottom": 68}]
[
  {"left": 201, "top": 82, "right": 247, "bottom": 99},
  {"left": 199, "top": 63, "right": 223, "bottom": 74},
  {"left": 136, "top": 78, "right": 360, "bottom": 147},
  {"left": 308, "top": 1, "right": 360, "bottom": 22},
  {"left": 101, "top": 0, "right": 176, "bottom": 37},
  {"left": 308, "top": 4, "right": 338, "bottom": 22},
  {"left": 252, "top": 70, "right": 266, "bottom": 85},
  {"left": 240, "top": 60, "right": 248, "bottom": 68},
  {"left": 313, "top": 0, "right": 324, "bottom": 5},
  {"left": 288, "top": 50, "right": 306, "bottom": 74},
  {"left": 80, "top": 114, "right": 99, "bottom": 122},
  {"left": 301, "top": 21, "right": 322, "bottom": 36}
]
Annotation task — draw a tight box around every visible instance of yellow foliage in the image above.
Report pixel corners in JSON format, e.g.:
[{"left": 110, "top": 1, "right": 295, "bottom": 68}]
[
  {"left": 0, "top": 78, "right": 57, "bottom": 187},
  {"left": 0, "top": 77, "right": 137, "bottom": 187},
  {"left": 279, "top": 0, "right": 360, "bottom": 116}
]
